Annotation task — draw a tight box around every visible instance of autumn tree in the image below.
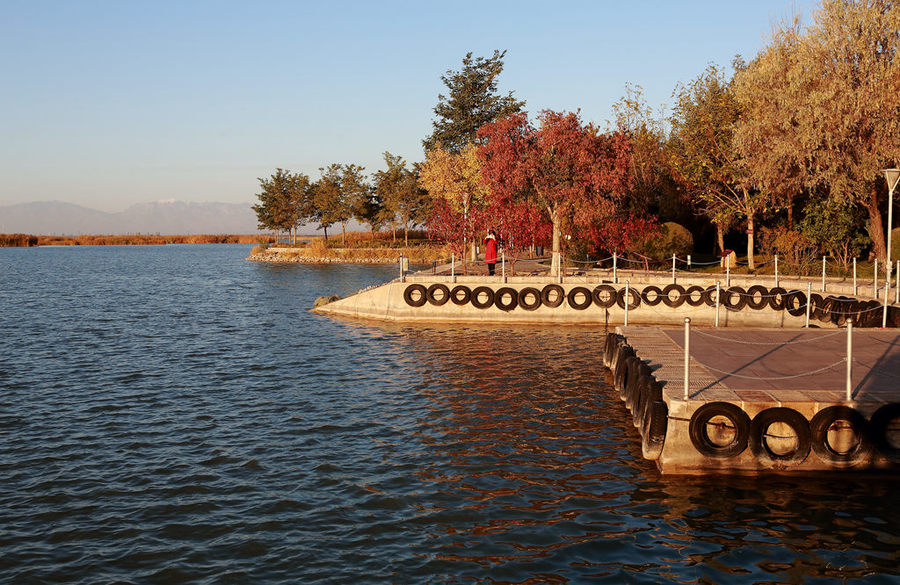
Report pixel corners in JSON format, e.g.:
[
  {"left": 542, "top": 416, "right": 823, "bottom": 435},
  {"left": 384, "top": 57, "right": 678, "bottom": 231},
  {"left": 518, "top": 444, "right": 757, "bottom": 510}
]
[
  {"left": 252, "top": 168, "right": 312, "bottom": 243},
  {"left": 423, "top": 50, "right": 525, "bottom": 153},
  {"left": 314, "top": 164, "right": 369, "bottom": 245},
  {"left": 478, "top": 110, "right": 631, "bottom": 276},
  {"left": 669, "top": 61, "right": 769, "bottom": 269},
  {"left": 735, "top": 0, "right": 900, "bottom": 261},
  {"left": 374, "top": 152, "right": 431, "bottom": 245},
  {"left": 419, "top": 143, "right": 490, "bottom": 270}
]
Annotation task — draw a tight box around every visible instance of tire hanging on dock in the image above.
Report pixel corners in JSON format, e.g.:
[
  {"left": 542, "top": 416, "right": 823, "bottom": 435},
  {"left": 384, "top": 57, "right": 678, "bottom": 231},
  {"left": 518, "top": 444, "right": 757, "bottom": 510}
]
[
  {"left": 722, "top": 286, "right": 748, "bottom": 311},
  {"left": 592, "top": 284, "right": 617, "bottom": 308},
  {"left": 869, "top": 403, "right": 900, "bottom": 463},
  {"left": 641, "top": 400, "right": 668, "bottom": 461},
  {"left": 470, "top": 286, "right": 495, "bottom": 309},
  {"left": 745, "top": 285, "right": 769, "bottom": 310},
  {"left": 403, "top": 284, "right": 428, "bottom": 307},
  {"left": 641, "top": 285, "right": 663, "bottom": 306},
  {"left": 617, "top": 287, "right": 641, "bottom": 310},
  {"left": 749, "top": 407, "right": 811, "bottom": 468},
  {"left": 567, "top": 286, "right": 593, "bottom": 310},
  {"left": 494, "top": 287, "right": 518, "bottom": 312},
  {"left": 518, "top": 287, "right": 542, "bottom": 311},
  {"left": 768, "top": 287, "right": 788, "bottom": 311},
  {"left": 684, "top": 285, "right": 706, "bottom": 307},
  {"left": 450, "top": 285, "right": 471, "bottom": 306},
  {"left": 541, "top": 284, "right": 565, "bottom": 308},
  {"left": 784, "top": 290, "right": 807, "bottom": 317},
  {"left": 810, "top": 405, "right": 873, "bottom": 468},
  {"left": 426, "top": 283, "right": 450, "bottom": 306},
  {"left": 613, "top": 348, "right": 635, "bottom": 393},
  {"left": 661, "top": 284, "right": 686, "bottom": 308},
  {"left": 633, "top": 376, "right": 661, "bottom": 429},
  {"left": 689, "top": 402, "right": 751, "bottom": 459}
]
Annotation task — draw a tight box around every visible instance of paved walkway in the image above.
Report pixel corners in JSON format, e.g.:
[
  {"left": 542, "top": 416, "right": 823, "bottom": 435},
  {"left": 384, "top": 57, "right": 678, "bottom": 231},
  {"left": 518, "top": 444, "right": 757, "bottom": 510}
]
[{"left": 620, "top": 326, "right": 900, "bottom": 408}]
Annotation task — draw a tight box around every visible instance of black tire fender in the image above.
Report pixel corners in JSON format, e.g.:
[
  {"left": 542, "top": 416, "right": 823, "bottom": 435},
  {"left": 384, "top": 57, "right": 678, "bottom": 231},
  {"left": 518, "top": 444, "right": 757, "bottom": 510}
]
[
  {"left": 426, "top": 283, "right": 451, "bottom": 306},
  {"left": 750, "top": 407, "right": 811, "bottom": 468},
  {"left": 642, "top": 400, "right": 668, "bottom": 461},
  {"left": 616, "top": 287, "right": 641, "bottom": 310},
  {"left": 684, "top": 285, "right": 705, "bottom": 307},
  {"left": 768, "top": 286, "right": 788, "bottom": 311},
  {"left": 450, "top": 285, "right": 471, "bottom": 306},
  {"left": 494, "top": 287, "right": 518, "bottom": 311},
  {"left": 403, "top": 284, "right": 427, "bottom": 307},
  {"left": 470, "top": 286, "right": 495, "bottom": 309},
  {"left": 810, "top": 405, "right": 873, "bottom": 467},
  {"left": 592, "top": 284, "right": 617, "bottom": 308},
  {"left": 746, "top": 285, "right": 769, "bottom": 310},
  {"left": 626, "top": 361, "right": 651, "bottom": 411},
  {"left": 518, "top": 287, "right": 542, "bottom": 311},
  {"left": 702, "top": 285, "right": 721, "bottom": 307},
  {"left": 784, "top": 290, "right": 807, "bottom": 317},
  {"left": 689, "top": 402, "right": 751, "bottom": 459},
  {"left": 567, "top": 286, "right": 592, "bottom": 310},
  {"left": 612, "top": 348, "right": 634, "bottom": 393},
  {"left": 869, "top": 403, "right": 900, "bottom": 463},
  {"left": 541, "top": 284, "right": 565, "bottom": 308},
  {"left": 661, "top": 284, "right": 686, "bottom": 308},
  {"left": 641, "top": 285, "right": 664, "bottom": 307},
  {"left": 615, "top": 355, "right": 637, "bottom": 398},
  {"left": 723, "top": 286, "right": 748, "bottom": 311}
]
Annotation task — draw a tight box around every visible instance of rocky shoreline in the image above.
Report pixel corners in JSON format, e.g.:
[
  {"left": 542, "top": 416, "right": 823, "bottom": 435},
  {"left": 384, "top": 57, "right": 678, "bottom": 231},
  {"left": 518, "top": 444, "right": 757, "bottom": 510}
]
[{"left": 246, "top": 248, "right": 407, "bottom": 264}]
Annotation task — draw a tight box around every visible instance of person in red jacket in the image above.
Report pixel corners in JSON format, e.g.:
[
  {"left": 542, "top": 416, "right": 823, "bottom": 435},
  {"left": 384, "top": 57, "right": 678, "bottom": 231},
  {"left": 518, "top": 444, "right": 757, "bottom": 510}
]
[{"left": 483, "top": 229, "right": 498, "bottom": 275}]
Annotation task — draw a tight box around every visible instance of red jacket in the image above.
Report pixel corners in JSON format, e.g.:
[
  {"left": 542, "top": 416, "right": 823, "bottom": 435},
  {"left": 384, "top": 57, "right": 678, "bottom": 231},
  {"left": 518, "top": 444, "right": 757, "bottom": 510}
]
[{"left": 483, "top": 235, "right": 498, "bottom": 263}]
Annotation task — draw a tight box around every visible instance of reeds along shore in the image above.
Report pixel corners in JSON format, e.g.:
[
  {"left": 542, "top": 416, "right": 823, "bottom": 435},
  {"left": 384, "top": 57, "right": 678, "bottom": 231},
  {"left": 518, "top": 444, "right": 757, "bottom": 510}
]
[{"left": 0, "top": 234, "right": 276, "bottom": 247}]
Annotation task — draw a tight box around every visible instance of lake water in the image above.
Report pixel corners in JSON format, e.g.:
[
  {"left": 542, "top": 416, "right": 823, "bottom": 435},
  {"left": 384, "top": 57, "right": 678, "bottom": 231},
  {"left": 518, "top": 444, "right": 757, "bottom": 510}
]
[{"left": 1, "top": 244, "right": 898, "bottom": 584}]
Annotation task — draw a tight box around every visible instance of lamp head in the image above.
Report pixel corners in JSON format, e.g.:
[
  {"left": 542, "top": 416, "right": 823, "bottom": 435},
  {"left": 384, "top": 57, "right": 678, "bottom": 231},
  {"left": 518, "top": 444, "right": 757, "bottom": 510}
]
[{"left": 884, "top": 168, "right": 900, "bottom": 192}]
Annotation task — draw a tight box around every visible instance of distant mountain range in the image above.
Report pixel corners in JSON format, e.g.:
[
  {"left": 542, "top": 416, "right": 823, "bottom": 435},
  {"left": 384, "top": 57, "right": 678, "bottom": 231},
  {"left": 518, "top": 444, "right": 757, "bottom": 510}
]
[{"left": 0, "top": 200, "right": 274, "bottom": 235}]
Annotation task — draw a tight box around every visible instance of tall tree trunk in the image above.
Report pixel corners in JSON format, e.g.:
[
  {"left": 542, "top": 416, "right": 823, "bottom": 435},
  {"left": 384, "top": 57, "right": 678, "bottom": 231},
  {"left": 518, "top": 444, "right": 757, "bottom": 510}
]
[
  {"left": 550, "top": 208, "right": 561, "bottom": 277},
  {"left": 341, "top": 221, "right": 346, "bottom": 246},
  {"left": 716, "top": 223, "right": 725, "bottom": 255},
  {"left": 746, "top": 215, "right": 755, "bottom": 271},
  {"left": 404, "top": 226, "right": 408, "bottom": 246},
  {"left": 866, "top": 187, "right": 886, "bottom": 260}
]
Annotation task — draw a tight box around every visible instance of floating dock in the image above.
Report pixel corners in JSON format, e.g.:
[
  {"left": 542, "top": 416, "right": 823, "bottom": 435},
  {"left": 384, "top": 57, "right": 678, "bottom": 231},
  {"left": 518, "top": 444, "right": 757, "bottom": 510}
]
[{"left": 606, "top": 327, "right": 900, "bottom": 474}]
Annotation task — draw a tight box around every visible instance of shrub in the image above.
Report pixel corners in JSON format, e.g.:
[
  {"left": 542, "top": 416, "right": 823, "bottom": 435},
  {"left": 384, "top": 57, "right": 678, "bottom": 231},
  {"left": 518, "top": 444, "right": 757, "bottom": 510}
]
[{"left": 642, "top": 222, "right": 693, "bottom": 260}]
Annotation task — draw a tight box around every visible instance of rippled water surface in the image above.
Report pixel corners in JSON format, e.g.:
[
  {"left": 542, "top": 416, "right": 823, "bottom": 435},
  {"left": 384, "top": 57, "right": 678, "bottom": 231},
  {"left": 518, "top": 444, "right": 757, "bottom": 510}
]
[{"left": 1, "top": 244, "right": 898, "bottom": 584}]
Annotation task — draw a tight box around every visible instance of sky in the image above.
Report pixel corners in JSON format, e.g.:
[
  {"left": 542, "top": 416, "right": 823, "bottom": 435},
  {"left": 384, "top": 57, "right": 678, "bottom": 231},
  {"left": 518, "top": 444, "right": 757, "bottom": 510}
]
[{"left": 1, "top": 0, "right": 817, "bottom": 213}]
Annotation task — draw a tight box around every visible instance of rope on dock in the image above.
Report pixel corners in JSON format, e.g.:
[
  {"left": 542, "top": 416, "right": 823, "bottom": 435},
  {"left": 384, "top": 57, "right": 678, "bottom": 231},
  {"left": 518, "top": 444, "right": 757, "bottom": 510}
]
[
  {"left": 692, "top": 329, "right": 844, "bottom": 346},
  {"left": 694, "top": 358, "right": 846, "bottom": 381}
]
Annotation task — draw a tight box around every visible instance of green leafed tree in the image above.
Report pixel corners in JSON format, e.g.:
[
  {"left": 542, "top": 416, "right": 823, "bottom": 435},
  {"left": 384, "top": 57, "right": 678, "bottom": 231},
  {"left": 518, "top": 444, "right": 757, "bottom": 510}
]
[
  {"left": 669, "top": 60, "right": 769, "bottom": 269},
  {"left": 252, "top": 168, "right": 312, "bottom": 243},
  {"left": 374, "top": 152, "right": 431, "bottom": 245},
  {"left": 423, "top": 50, "right": 525, "bottom": 153},
  {"left": 314, "top": 164, "right": 371, "bottom": 245}
]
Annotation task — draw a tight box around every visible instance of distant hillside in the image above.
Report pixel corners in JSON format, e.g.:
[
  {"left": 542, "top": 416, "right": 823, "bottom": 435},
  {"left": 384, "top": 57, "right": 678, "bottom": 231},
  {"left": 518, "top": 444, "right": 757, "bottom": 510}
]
[{"left": 0, "top": 200, "right": 270, "bottom": 235}]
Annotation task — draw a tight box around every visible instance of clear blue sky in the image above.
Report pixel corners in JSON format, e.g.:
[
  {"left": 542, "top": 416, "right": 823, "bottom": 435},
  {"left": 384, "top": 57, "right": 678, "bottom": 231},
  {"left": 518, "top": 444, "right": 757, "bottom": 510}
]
[{"left": 1, "top": 0, "right": 816, "bottom": 212}]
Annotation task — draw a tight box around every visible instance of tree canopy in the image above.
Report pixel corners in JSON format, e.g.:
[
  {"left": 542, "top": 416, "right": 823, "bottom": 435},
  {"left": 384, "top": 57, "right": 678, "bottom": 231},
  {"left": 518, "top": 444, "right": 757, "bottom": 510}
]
[{"left": 423, "top": 50, "right": 525, "bottom": 153}]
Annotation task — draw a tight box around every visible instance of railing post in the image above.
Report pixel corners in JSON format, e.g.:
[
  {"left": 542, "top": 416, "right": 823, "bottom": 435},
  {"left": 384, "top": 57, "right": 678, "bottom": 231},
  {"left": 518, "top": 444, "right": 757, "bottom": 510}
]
[
  {"left": 883, "top": 279, "right": 890, "bottom": 328},
  {"left": 501, "top": 250, "right": 506, "bottom": 282},
  {"left": 896, "top": 261, "right": 899, "bottom": 304},
  {"left": 853, "top": 257, "right": 857, "bottom": 296},
  {"left": 846, "top": 318, "right": 853, "bottom": 402},
  {"left": 726, "top": 255, "right": 731, "bottom": 287},
  {"left": 684, "top": 317, "right": 691, "bottom": 401},
  {"left": 715, "top": 281, "right": 721, "bottom": 328},
  {"left": 821, "top": 256, "right": 827, "bottom": 292},
  {"left": 624, "top": 280, "right": 630, "bottom": 327},
  {"left": 613, "top": 252, "right": 618, "bottom": 284},
  {"left": 688, "top": 254, "right": 692, "bottom": 269},
  {"left": 451, "top": 253, "right": 455, "bottom": 282},
  {"left": 774, "top": 254, "right": 779, "bottom": 288},
  {"left": 400, "top": 254, "right": 405, "bottom": 283},
  {"left": 672, "top": 254, "right": 676, "bottom": 285},
  {"left": 875, "top": 258, "right": 879, "bottom": 299},
  {"left": 805, "top": 281, "right": 812, "bottom": 328},
  {"left": 558, "top": 252, "right": 564, "bottom": 284}
]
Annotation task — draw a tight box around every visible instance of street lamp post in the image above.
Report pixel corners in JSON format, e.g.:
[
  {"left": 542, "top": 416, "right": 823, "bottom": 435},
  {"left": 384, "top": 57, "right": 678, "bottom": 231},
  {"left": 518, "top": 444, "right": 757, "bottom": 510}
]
[{"left": 884, "top": 169, "right": 900, "bottom": 293}]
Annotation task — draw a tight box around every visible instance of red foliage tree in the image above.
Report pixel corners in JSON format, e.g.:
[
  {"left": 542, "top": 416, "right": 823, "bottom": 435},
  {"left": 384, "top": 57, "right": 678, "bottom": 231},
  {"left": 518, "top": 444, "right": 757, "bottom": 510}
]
[
  {"left": 485, "top": 198, "right": 551, "bottom": 274},
  {"left": 478, "top": 110, "right": 631, "bottom": 275}
]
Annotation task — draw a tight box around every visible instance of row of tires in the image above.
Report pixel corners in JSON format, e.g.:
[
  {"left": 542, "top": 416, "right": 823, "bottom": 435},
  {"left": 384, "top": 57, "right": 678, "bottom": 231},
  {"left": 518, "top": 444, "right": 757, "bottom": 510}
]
[
  {"left": 404, "top": 283, "right": 897, "bottom": 326},
  {"left": 604, "top": 333, "right": 900, "bottom": 469}
]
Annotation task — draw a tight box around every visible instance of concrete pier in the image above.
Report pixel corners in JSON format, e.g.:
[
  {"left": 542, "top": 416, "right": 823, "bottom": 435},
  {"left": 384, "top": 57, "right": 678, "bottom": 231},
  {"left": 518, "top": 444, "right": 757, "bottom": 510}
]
[{"left": 608, "top": 327, "right": 900, "bottom": 474}]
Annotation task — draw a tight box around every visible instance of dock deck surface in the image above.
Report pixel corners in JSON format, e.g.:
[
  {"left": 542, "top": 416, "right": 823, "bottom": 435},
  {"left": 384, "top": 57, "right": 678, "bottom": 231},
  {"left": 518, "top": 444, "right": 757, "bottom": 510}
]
[{"left": 619, "top": 326, "right": 900, "bottom": 408}]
